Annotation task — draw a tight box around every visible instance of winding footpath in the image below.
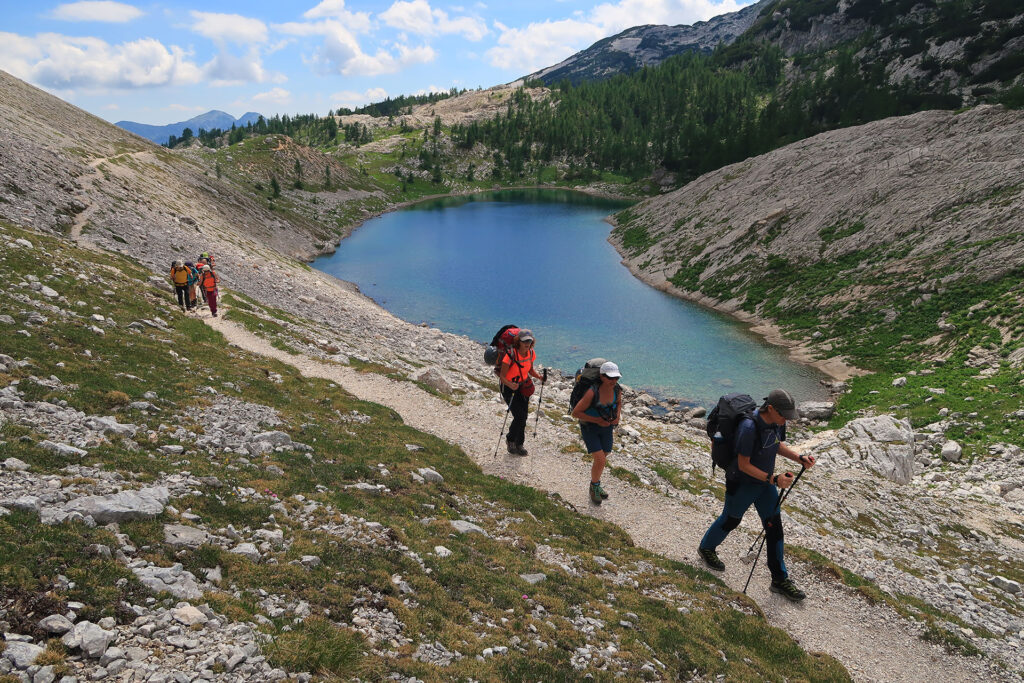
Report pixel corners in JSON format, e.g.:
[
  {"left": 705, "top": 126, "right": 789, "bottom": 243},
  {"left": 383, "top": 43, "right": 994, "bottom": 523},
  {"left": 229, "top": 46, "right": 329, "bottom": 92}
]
[{"left": 202, "top": 309, "right": 999, "bottom": 683}]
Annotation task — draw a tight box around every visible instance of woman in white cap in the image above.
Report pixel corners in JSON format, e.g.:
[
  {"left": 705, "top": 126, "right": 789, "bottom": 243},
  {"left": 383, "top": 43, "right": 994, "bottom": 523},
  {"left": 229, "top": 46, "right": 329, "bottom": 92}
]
[
  {"left": 498, "top": 329, "right": 545, "bottom": 455},
  {"left": 571, "top": 361, "right": 623, "bottom": 504}
]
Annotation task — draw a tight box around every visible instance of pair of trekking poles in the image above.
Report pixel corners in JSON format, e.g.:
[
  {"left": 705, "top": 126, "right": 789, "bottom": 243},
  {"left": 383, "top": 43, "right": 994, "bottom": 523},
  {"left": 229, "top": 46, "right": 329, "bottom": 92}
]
[
  {"left": 740, "top": 464, "right": 807, "bottom": 594},
  {"left": 492, "top": 368, "right": 547, "bottom": 459}
]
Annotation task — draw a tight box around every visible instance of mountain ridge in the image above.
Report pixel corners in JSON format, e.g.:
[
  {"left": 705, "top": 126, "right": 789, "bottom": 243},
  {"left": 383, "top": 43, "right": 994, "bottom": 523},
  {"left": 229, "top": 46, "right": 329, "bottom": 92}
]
[
  {"left": 116, "top": 110, "right": 264, "bottom": 145},
  {"left": 527, "top": 0, "right": 772, "bottom": 84}
]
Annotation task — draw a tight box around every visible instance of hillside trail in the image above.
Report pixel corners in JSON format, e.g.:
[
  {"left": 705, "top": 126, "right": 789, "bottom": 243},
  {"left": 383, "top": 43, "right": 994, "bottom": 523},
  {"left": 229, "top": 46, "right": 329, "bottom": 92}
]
[
  {"left": 202, "top": 308, "right": 993, "bottom": 683},
  {"left": 70, "top": 152, "right": 152, "bottom": 246}
]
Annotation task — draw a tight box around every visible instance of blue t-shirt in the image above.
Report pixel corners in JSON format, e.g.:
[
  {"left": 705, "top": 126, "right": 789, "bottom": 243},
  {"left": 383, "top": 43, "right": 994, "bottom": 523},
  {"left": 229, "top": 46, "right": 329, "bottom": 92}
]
[{"left": 729, "top": 409, "right": 786, "bottom": 485}]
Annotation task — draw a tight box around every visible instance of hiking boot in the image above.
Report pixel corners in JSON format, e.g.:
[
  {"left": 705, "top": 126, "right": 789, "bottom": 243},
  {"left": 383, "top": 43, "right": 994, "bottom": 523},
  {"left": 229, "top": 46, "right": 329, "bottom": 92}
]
[
  {"left": 507, "top": 439, "right": 517, "bottom": 455},
  {"left": 697, "top": 547, "right": 725, "bottom": 571},
  {"left": 590, "top": 482, "right": 607, "bottom": 504},
  {"left": 770, "top": 578, "right": 807, "bottom": 601},
  {"left": 515, "top": 443, "right": 528, "bottom": 456}
]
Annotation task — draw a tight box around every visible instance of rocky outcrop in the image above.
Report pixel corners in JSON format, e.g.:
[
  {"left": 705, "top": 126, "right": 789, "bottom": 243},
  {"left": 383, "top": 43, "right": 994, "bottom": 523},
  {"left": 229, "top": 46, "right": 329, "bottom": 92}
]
[{"left": 528, "top": 0, "right": 773, "bottom": 85}]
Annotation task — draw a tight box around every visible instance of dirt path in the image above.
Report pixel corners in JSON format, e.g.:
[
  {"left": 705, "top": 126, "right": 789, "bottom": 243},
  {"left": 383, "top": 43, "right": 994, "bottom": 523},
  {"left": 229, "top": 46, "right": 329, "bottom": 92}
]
[{"left": 203, "top": 309, "right": 995, "bottom": 683}]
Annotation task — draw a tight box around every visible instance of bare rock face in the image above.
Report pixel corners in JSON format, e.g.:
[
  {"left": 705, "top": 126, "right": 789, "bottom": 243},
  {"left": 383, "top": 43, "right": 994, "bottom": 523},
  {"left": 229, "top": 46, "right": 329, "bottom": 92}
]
[{"left": 834, "top": 416, "right": 916, "bottom": 484}]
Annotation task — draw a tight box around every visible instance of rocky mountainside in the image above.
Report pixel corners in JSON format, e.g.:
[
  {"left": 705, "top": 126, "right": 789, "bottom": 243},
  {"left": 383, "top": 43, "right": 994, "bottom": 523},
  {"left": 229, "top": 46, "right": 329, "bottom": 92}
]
[
  {"left": 611, "top": 105, "right": 1024, "bottom": 367},
  {"left": 738, "top": 0, "right": 1024, "bottom": 102},
  {"left": 526, "top": 0, "right": 772, "bottom": 85},
  {"left": 0, "top": 69, "right": 377, "bottom": 265},
  {"left": 116, "top": 111, "right": 264, "bottom": 145}
]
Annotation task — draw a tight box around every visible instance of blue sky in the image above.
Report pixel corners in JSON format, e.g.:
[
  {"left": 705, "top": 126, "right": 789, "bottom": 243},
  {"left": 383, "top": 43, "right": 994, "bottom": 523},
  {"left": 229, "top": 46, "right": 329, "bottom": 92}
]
[{"left": 0, "top": 0, "right": 753, "bottom": 125}]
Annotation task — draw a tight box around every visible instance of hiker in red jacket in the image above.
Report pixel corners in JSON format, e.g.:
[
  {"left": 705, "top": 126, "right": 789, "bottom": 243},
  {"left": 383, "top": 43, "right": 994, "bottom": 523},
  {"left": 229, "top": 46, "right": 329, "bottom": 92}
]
[
  {"left": 498, "top": 329, "right": 544, "bottom": 455},
  {"left": 199, "top": 264, "right": 220, "bottom": 317}
]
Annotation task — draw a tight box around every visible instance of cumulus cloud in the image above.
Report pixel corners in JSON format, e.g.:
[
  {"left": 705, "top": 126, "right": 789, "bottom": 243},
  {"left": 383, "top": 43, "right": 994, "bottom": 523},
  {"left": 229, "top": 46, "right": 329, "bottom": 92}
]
[
  {"left": 200, "top": 48, "right": 280, "bottom": 86},
  {"left": 302, "top": 0, "right": 373, "bottom": 32},
  {"left": 331, "top": 86, "right": 388, "bottom": 109},
  {"left": 487, "top": 0, "right": 747, "bottom": 72},
  {"left": 50, "top": 1, "right": 143, "bottom": 23},
  {"left": 380, "top": 0, "right": 488, "bottom": 41},
  {"left": 252, "top": 87, "right": 291, "bottom": 104},
  {"left": 275, "top": 19, "right": 435, "bottom": 76},
  {"left": 0, "top": 31, "right": 200, "bottom": 90},
  {"left": 190, "top": 11, "right": 268, "bottom": 45}
]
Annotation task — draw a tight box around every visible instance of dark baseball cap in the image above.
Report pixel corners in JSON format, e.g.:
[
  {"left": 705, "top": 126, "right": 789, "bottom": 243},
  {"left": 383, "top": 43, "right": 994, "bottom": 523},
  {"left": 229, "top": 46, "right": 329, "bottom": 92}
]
[{"left": 765, "top": 389, "right": 799, "bottom": 420}]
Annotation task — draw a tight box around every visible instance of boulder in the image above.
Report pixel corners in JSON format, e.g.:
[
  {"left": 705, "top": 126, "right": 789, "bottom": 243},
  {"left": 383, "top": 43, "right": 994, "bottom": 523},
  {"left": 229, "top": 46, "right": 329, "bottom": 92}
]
[
  {"left": 171, "top": 604, "right": 208, "bottom": 626},
  {"left": 64, "top": 486, "right": 169, "bottom": 523},
  {"left": 62, "top": 621, "right": 115, "bottom": 658},
  {"left": 39, "top": 440, "right": 87, "bottom": 458},
  {"left": 39, "top": 614, "right": 75, "bottom": 634},
  {"left": 941, "top": 440, "right": 963, "bottom": 462},
  {"left": 798, "top": 401, "right": 835, "bottom": 421},
  {"left": 131, "top": 564, "right": 203, "bottom": 600},
  {"left": 1, "top": 640, "right": 44, "bottom": 669},
  {"left": 836, "top": 415, "right": 915, "bottom": 484},
  {"left": 414, "top": 368, "right": 452, "bottom": 395},
  {"left": 163, "top": 524, "right": 210, "bottom": 548},
  {"left": 991, "top": 576, "right": 1021, "bottom": 594},
  {"left": 2, "top": 457, "right": 30, "bottom": 471},
  {"left": 450, "top": 520, "right": 487, "bottom": 536},
  {"left": 230, "top": 542, "right": 261, "bottom": 561},
  {"left": 520, "top": 573, "right": 546, "bottom": 585},
  {"left": 417, "top": 468, "right": 444, "bottom": 483},
  {"left": 252, "top": 431, "right": 291, "bottom": 447}
]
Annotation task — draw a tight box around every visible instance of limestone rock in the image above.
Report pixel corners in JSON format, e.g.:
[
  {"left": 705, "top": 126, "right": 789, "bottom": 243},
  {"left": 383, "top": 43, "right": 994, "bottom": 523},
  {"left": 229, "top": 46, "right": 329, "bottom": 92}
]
[
  {"left": 414, "top": 368, "right": 452, "bottom": 395},
  {"left": 132, "top": 563, "right": 203, "bottom": 600},
  {"left": 1, "top": 640, "right": 44, "bottom": 669},
  {"left": 39, "top": 614, "right": 75, "bottom": 634},
  {"left": 64, "top": 486, "right": 169, "bottom": 523},
  {"left": 163, "top": 523, "right": 210, "bottom": 548},
  {"left": 941, "top": 440, "right": 963, "bottom": 463},
  {"left": 450, "top": 520, "right": 487, "bottom": 536},
  {"left": 417, "top": 468, "right": 444, "bottom": 483},
  {"left": 798, "top": 401, "right": 835, "bottom": 420},
  {"left": 836, "top": 415, "right": 915, "bottom": 484}
]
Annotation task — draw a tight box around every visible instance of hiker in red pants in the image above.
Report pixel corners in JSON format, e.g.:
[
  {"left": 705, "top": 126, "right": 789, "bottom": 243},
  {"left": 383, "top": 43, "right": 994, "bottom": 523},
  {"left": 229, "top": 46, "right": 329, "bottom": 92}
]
[{"left": 199, "top": 264, "right": 220, "bottom": 317}]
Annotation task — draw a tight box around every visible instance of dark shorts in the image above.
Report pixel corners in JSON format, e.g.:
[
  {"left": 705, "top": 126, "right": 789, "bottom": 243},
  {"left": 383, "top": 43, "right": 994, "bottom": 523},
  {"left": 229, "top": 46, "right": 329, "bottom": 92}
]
[{"left": 580, "top": 423, "right": 613, "bottom": 454}]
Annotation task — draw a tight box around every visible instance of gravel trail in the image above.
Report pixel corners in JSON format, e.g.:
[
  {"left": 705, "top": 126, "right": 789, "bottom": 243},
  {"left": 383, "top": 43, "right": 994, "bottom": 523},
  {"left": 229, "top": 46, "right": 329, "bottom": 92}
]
[{"left": 204, "top": 309, "right": 999, "bottom": 683}]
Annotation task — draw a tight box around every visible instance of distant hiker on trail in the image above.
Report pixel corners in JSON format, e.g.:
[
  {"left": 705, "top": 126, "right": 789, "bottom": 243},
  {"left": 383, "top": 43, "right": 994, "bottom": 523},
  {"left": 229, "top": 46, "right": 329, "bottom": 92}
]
[
  {"left": 697, "top": 389, "right": 816, "bottom": 601},
  {"left": 170, "top": 260, "right": 190, "bottom": 312},
  {"left": 184, "top": 261, "right": 199, "bottom": 312},
  {"left": 199, "top": 264, "right": 220, "bottom": 317},
  {"left": 571, "top": 361, "right": 623, "bottom": 505},
  {"left": 499, "top": 329, "right": 545, "bottom": 456}
]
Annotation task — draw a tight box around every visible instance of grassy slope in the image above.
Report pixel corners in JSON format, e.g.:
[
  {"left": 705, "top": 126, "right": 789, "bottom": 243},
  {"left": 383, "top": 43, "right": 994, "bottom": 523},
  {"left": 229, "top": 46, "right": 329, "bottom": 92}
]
[{"left": 0, "top": 220, "right": 848, "bottom": 681}]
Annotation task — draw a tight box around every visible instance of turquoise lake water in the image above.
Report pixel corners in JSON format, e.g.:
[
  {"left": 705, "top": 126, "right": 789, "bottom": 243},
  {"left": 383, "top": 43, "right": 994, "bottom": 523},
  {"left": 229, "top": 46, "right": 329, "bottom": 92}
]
[{"left": 314, "top": 189, "right": 827, "bottom": 408}]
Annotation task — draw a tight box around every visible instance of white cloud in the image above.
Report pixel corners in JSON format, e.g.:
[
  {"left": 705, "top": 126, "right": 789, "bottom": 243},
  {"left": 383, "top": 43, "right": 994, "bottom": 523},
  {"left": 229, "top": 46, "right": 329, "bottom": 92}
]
[
  {"left": 190, "top": 11, "right": 268, "bottom": 45},
  {"left": 330, "top": 86, "right": 388, "bottom": 109},
  {"left": 50, "top": 1, "right": 143, "bottom": 23},
  {"left": 252, "top": 87, "right": 291, "bottom": 104},
  {"left": 380, "top": 0, "right": 488, "bottom": 41},
  {"left": 275, "top": 19, "right": 435, "bottom": 76},
  {"left": 487, "top": 0, "right": 746, "bottom": 72},
  {"left": 0, "top": 31, "right": 201, "bottom": 90},
  {"left": 302, "top": 0, "right": 373, "bottom": 32},
  {"left": 200, "top": 48, "right": 284, "bottom": 86}
]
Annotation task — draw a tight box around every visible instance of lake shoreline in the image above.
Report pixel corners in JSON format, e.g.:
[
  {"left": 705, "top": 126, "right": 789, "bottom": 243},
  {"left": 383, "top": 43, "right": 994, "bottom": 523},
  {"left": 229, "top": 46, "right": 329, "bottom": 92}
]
[
  {"left": 604, "top": 216, "right": 867, "bottom": 384},
  {"left": 310, "top": 183, "right": 637, "bottom": 261}
]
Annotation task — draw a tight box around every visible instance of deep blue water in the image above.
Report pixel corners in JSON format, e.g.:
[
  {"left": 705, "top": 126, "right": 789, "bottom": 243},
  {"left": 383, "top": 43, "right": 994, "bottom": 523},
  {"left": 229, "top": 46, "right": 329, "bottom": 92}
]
[{"left": 314, "top": 190, "right": 827, "bottom": 407}]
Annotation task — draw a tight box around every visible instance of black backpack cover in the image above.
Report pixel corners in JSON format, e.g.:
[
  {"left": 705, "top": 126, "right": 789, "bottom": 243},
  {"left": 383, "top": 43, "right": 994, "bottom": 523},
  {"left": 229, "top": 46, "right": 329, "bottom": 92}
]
[{"left": 706, "top": 393, "right": 758, "bottom": 471}]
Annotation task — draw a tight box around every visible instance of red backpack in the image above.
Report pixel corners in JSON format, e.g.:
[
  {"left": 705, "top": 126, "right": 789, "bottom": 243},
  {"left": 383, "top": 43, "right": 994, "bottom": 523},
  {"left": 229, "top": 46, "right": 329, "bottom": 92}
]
[{"left": 483, "top": 324, "right": 519, "bottom": 369}]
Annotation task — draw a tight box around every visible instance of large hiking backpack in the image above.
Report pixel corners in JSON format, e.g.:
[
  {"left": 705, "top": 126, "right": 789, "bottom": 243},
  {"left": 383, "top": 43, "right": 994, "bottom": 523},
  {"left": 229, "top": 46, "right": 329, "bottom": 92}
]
[
  {"left": 568, "top": 358, "right": 607, "bottom": 414},
  {"left": 484, "top": 325, "right": 519, "bottom": 368},
  {"left": 706, "top": 393, "right": 758, "bottom": 472}
]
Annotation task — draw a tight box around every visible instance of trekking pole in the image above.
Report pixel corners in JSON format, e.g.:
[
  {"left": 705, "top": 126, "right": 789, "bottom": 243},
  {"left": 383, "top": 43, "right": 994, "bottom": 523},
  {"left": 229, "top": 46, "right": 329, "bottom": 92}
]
[
  {"left": 492, "top": 386, "right": 518, "bottom": 459},
  {"left": 741, "top": 464, "right": 807, "bottom": 563},
  {"left": 532, "top": 368, "right": 548, "bottom": 438},
  {"left": 742, "top": 465, "right": 806, "bottom": 594}
]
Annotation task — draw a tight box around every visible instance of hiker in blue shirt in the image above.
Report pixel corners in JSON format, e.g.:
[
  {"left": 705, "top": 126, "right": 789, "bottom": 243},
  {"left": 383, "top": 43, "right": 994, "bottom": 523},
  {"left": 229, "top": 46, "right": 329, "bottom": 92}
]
[{"left": 697, "top": 389, "right": 816, "bottom": 601}]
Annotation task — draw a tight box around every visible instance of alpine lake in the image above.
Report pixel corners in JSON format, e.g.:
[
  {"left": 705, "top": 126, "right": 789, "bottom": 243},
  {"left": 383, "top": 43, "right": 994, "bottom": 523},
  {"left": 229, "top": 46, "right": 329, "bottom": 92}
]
[{"left": 314, "top": 189, "right": 828, "bottom": 408}]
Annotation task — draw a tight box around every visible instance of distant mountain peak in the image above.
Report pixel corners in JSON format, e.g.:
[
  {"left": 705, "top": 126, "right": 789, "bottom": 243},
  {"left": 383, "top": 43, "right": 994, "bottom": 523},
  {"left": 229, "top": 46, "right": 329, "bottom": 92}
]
[{"left": 115, "top": 110, "right": 265, "bottom": 145}]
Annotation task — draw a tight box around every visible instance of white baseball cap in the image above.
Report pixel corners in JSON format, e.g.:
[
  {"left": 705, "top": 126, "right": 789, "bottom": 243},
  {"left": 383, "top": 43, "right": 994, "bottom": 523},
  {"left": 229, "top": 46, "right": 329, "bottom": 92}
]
[{"left": 599, "top": 361, "right": 621, "bottom": 378}]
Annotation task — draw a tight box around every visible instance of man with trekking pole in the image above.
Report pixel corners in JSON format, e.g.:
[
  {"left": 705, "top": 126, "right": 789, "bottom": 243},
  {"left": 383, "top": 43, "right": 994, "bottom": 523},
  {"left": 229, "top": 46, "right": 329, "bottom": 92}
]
[{"left": 697, "top": 389, "right": 816, "bottom": 601}]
